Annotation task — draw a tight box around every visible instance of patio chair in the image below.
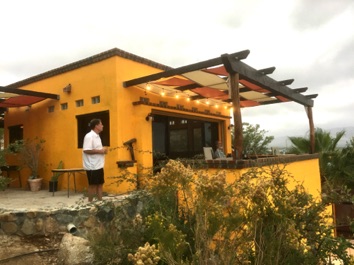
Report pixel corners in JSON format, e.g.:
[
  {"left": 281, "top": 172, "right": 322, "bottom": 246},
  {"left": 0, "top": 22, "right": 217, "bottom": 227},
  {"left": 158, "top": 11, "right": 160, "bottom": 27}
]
[{"left": 203, "top": 147, "right": 214, "bottom": 160}]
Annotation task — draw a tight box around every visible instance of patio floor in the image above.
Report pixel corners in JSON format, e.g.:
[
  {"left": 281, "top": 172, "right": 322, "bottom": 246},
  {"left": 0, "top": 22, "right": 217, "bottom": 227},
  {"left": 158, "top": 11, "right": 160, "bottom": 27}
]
[{"left": 0, "top": 188, "right": 116, "bottom": 213}]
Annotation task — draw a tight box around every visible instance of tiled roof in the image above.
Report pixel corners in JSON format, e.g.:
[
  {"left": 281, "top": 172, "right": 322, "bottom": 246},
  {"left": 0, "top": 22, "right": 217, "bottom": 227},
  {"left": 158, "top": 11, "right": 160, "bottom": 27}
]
[{"left": 4, "top": 48, "right": 172, "bottom": 89}]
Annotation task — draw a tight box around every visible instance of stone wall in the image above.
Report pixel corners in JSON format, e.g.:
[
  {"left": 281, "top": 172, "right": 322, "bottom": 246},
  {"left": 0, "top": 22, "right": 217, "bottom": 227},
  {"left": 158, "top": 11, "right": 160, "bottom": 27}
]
[{"left": 0, "top": 192, "right": 146, "bottom": 237}]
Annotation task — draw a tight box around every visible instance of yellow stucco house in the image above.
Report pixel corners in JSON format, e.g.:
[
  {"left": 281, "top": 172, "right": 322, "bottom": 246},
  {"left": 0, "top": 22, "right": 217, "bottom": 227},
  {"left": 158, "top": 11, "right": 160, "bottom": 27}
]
[{"left": 0, "top": 48, "right": 321, "bottom": 197}]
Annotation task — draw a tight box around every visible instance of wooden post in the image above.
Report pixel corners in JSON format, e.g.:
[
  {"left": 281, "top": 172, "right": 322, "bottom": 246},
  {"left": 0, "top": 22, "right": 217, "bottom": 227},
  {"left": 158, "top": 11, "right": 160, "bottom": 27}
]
[
  {"left": 306, "top": 106, "right": 315, "bottom": 153},
  {"left": 230, "top": 72, "right": 243, "bottom": 159}
]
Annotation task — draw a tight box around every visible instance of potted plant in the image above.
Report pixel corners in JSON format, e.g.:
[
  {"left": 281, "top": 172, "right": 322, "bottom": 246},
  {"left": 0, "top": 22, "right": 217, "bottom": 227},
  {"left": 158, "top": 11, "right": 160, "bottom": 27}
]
[
  {"left": 9, "top": 137, "right": 46, "bottom": 191},
  {"left": 49, "top": 160, "right": 63, "bottom": 192}
]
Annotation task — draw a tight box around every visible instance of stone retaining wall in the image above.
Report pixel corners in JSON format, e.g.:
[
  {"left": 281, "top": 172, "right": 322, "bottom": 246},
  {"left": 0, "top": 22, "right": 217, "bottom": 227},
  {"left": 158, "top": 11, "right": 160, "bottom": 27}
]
[{"left": 0, "top": 192, "right": 145, "bottom": 237}]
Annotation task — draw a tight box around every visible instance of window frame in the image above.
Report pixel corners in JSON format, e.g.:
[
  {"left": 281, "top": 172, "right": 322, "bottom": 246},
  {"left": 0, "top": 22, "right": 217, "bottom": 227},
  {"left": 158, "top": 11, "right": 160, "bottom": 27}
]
[{"left": 76, "top": 111, "right": 110, "bottom": 148}]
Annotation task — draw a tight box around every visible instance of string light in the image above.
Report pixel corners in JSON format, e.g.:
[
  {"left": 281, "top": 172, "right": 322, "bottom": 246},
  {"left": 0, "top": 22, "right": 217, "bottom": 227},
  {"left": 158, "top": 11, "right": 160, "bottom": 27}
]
[{"left": 140, "top": 84, "right": 232, "bottom": 110}]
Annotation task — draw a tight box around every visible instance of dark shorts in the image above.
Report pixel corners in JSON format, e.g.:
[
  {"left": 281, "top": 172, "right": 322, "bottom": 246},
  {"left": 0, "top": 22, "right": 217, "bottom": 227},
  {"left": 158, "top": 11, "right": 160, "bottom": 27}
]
[{"left": 86, "top": 168, "right": 104, "bottom": 185}]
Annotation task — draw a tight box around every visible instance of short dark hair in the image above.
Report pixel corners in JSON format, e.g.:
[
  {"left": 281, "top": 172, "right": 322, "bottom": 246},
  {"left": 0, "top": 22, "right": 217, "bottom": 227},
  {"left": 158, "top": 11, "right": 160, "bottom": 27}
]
[{"left": 89, "top": 119, "right": 101, "bottom": 129}]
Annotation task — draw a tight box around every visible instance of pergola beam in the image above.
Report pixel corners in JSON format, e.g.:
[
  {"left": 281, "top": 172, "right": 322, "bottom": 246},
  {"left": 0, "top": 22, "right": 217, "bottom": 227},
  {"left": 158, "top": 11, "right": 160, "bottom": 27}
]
[
  {"left": 223, "top": 56, "right": 314, "bottom": 107},
  {"left": 277, "top": 79, "right": 294, "bottom": 86},
  {"left": 257, "top": 67, "right": 276, "bottom": 75},
  {"left": 174, "top": 83, "right": 201, "bottom": 91},
  {"left": 0, "top": 86, "right": 59, "bottom": 100},
  {"left": 123, "top": 50, "right": 250, "bottom": 88},
  {"left": 305, "top": 94, "right": 318, "bottom": 99},
  {"left": 293, "top": 87, "right": 308, "bottom": 93}
]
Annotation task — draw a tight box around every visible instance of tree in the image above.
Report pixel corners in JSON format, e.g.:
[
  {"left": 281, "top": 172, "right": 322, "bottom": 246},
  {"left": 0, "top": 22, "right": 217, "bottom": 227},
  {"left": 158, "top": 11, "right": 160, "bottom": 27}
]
[
  {"left": 241, "top": 123, "right": 274, "bottom": 157},
  {"left": 288, "top": 128, "right": 345, "bottom": 154},
  {"left": 321, "top": 137, "right": 354, "bottom": 189},
  {"left": 287, "top": 128, "right": 350, "bottom": 187},
  {"left": 288, "top": 128, "right": 354, "bottom": 240}
]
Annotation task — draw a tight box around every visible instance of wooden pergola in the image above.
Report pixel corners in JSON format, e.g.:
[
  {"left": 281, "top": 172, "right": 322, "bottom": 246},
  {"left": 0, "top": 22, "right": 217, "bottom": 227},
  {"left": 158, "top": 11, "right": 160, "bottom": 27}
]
[
  {"left": 0, "top": 86, "right": 59, "bottom": 108},
  {"left": 123, "top": 50, "right": 318, "bottom": 158}
]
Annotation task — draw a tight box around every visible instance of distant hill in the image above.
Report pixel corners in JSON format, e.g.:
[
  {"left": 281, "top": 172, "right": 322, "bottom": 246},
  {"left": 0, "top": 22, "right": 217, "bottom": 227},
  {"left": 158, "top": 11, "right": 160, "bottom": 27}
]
[{"left": 270, "top": 127, "right": 354, "bottom": 149}]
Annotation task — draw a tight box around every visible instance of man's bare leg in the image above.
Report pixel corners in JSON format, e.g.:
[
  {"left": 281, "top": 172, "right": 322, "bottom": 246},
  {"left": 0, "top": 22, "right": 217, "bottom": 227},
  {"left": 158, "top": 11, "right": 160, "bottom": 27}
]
[
  {"left": 88, "top": 185, "right": 96, "bottom": 202},
  {"left": 97, "top": 184, "right": 103, "bottom": 200}
]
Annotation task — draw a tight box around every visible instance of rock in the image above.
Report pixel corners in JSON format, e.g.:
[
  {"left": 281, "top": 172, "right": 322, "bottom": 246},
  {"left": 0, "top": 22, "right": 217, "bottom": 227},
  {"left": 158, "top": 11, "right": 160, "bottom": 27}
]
[
  {"left": 2, "top": 222, "right": 18, "bottom": 234},
  {"left": 21, "top": 218, "right": 35, "bottom": 235},
  {"left": 57, "top": 233, "right": 93, "bottom": 265}
]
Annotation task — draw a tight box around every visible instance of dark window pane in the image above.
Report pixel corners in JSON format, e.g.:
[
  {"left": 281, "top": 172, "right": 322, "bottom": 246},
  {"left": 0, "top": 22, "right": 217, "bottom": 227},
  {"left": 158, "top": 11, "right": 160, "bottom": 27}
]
[
  {"left": 193, "top": 128, "right": 202, "bottom": 151},
  {"left": 8, "top": 125, "right": 23, "bottom": 143},
  {"left": 170, "top": 129, "right": 188, "bottom": 152},
  {"left": 76, "top": 111, "right": 110, "bottom": 148}
]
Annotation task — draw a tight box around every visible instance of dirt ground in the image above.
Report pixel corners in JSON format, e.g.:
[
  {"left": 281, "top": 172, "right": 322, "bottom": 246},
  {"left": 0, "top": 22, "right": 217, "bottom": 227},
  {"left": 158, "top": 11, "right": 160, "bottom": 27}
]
[
  {"left": 0, "top": 189, "right": 125, "bottom": 264},
  {"left": 0, "top": 189, "right": 78, "bottom": 264},
  {"left": 0, "top": 234, "right": 63, "bottom": 264}
]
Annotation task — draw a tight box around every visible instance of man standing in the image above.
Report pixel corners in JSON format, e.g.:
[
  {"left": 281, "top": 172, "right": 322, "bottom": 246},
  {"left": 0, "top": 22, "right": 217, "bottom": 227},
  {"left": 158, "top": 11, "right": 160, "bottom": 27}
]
[{"left": 83, "top": 119, "right": 107, "bottom": 202}]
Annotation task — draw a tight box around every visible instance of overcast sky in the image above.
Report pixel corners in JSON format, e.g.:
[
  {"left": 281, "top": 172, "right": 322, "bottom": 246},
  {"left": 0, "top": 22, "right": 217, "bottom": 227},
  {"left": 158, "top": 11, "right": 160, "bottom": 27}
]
[{"left": 1, "top": 0, "right": 353, "bottom": 139}]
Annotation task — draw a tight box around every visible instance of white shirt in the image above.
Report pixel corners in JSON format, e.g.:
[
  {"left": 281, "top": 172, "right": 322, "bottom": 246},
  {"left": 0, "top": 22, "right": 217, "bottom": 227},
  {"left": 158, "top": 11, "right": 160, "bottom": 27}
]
[
  {"left": 82, "top": 130, "right": 105, "bottom": 170},
  {"left": 214, "top": 148, "right": 226, "bottom": 158}
]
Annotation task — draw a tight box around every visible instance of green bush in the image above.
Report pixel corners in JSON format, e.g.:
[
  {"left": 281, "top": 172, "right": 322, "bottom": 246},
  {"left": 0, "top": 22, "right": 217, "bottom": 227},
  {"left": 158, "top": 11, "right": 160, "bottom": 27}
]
[
  {"left": 89, "top": 160, "right": 354, "bottom": 264},
  {"left": 0, "top": 175, "right": 12, "bottom": 191}
]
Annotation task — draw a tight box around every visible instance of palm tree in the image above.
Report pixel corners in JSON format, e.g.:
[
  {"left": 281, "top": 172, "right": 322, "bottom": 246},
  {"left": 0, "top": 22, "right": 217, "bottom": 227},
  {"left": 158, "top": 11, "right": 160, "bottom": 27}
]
[
  {"left": 288, "top": 127, "right": 347, "bottom": 186},
  {"left": 288, "top": 128, "right": 354, "bottom": 196},
  {"left": 288, "top": 128, "right": 354, "bottom": 239},
  {"left": 321, "top": 137, "right": 354, "bottom": 189},
  {"left": 288, "top": 127, "right": 345, "bottom": 154}
]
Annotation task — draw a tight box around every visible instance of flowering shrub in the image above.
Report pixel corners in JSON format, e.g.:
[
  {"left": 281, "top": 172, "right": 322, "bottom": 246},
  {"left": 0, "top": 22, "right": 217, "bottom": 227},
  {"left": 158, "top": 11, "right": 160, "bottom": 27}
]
[
  {"left": 90, "top": 159, "right": 354, "bottom": 264},
  {"left": 139, "top": 160, "right": 354, "bottom": 264},
  {"left": 127, "top": 242, "right": 160, "bottom": 265}
]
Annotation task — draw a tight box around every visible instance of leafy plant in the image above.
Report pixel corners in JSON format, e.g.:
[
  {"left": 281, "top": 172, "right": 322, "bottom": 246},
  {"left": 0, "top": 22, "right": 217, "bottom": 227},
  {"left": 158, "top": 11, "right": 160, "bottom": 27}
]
[
  {"left": 242, "top": 123, "right": 274, "bottom": 157},
  {"left": 288, "top": 127, "right": 345, "bottom": 154},
  {"left": 7, "top": 139, "right": 24, "bottom": 154},
  {"left": 88, "top": 159, "right": 354, "bottom": 264},
  {"left": 138, "top": 160, "right": 353, "bottom": 264},
  {"left": 128, "top": 242, "right": 160, "bottom": 265},
  {"left": 50, "top": 160, "right": 64, "bottom": 181},
  {"left": 0, "top": 175, "right": 12, "bottom": 191},
  {"left": 0, "top": 148, "right": 7, "bottom": 167},
  {"left": 8, "top": 137, "right": 46, "bottom": 179}
]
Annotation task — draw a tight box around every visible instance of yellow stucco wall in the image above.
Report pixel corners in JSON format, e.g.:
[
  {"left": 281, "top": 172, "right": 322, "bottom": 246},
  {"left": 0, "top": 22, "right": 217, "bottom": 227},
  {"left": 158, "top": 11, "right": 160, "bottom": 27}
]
[
  {"left": 4, "top": 54, "right": 232, "bottom": 194},
  {"left": 4, "top": 53, "right": 321, "bottom": 202},
  {"left": 204, "top": 158, "right": 322, "bottom": 199}
]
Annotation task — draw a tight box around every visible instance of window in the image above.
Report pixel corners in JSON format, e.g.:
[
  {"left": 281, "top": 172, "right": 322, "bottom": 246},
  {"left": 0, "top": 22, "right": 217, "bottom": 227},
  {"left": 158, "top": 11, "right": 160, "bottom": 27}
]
[
  {"left": 48, "top": 106, "right": 55, "bottom": 113},
  {"left": 76, "top": 111, "right": 110, "bottom": 148},
  {"left": 91, "top": 96, "right": 100, "bottom": 104},
  {"left": 76, "top": 99, "right": 84, "bottom": 107},
  {"left": 152, "top": 114, "right": 220, "bottom": 159},
  {"left": 8, "top": 125, "right": 23, "bottom": 143},
  {"left": 61, "top": 103, "right": 68, "bottom": 110}
]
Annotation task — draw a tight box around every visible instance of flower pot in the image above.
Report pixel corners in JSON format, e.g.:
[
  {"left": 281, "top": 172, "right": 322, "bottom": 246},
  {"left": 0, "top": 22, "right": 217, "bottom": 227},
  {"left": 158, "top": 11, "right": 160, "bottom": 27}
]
[
  {"left": 49, "top": 180, "right": 58, "bottom": 192},
  {"left": 28, "top": 178, "right": 42, "bottom": 192}
]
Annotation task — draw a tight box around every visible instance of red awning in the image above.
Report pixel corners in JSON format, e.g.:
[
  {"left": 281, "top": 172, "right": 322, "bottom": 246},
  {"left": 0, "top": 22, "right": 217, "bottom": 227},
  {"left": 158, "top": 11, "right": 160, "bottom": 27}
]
[{"left": 0, "top": 95, "right": 46, "bottom": 108}]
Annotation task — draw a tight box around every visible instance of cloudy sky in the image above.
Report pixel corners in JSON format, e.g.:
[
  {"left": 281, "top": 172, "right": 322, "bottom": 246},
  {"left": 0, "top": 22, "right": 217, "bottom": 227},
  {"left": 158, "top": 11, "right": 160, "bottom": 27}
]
[{"left": 1, "top": 0, "right": 353, "bottom": 139}]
